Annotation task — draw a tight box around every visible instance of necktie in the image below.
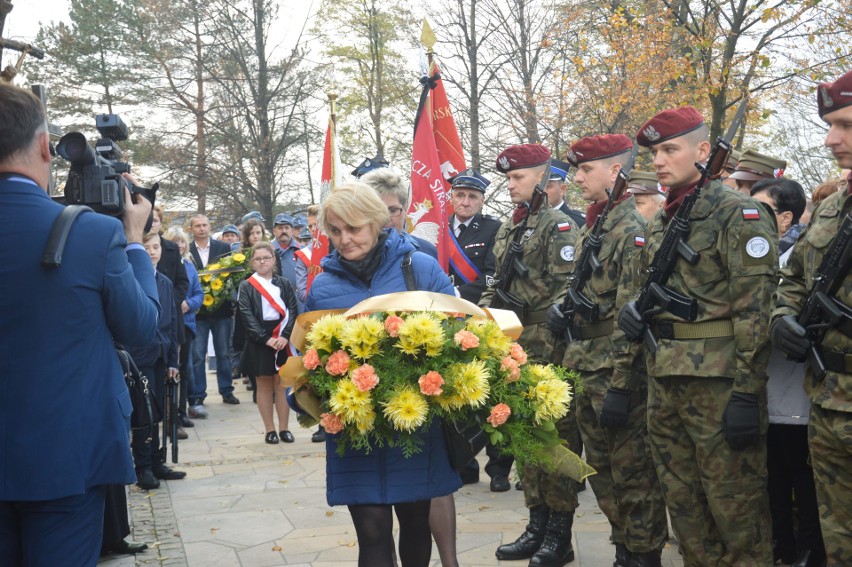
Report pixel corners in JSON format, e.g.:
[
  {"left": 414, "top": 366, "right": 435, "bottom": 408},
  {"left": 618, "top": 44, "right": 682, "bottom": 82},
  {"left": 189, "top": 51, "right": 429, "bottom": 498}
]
[{"left": 456, "top": 223, "right": 467, "bottom": 238}]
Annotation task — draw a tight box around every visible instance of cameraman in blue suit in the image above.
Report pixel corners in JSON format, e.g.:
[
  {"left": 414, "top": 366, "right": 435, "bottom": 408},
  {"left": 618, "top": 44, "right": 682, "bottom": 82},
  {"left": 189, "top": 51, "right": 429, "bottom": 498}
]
[{"left": 0, "top": 83, "right": 160, "bottom": 566}]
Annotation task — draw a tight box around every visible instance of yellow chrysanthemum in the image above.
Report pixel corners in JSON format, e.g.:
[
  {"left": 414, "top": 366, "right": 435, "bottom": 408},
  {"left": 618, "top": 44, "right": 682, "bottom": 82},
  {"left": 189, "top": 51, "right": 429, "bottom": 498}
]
[
  {"left": 382, "top": 387, "right": 429, "bottom": 432},
  {"left": 233, "top": 253, "right": 246, "bottom": 263},
  {"left": 202, "top": 274, "right": 212, "bottom": 283},
  {"left": 467, "top": 319, "right": 512, "bottom": 358},
  {"left": 433, "top": 391, "right": 467, "bottom": 412},
  {"left": 449, "top": 360, "right": 490, "bottom": 408},
  {"left": 396, "top": 313, "right": 445, "bottom": 357},
  {"left": 329, "top": 380, "right": 373, "bottom": 424},
  {"left": 352, "top": 406, "right": 377, "bottom": 434},
  {"left": 306, "top": 314, "right": 348, "bottom": 352},
  {"left": 202, "top": 294, "right": 214, "bottom": 307},
  {"left": 341, "top": 317, "right": 386, "bottom": 360},
  {"left": 208, "top": 263, "right": 221, "bottom": 271},
  {"left": 532, "top": 379, "right": 572, "bottom": 423},
  {"left": 528, "top": 364, "right": 558, "bottom": 384},
  {"left": 210, "top": 278, "right": 223, "bottom": 291}
]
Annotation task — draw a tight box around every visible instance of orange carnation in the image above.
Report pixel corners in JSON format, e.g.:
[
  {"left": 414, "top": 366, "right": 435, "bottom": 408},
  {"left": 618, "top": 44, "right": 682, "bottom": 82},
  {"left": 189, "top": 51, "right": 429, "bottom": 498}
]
[
  {"left": 486, "top": 403, "right": 512, "bottom": 427},
  {"left": 510, "top": 343, "right": 528, "bottom": 365},
  {"left": 320, "top": 412, "right": 344, "bottom": 434},
  {"left": 325, "top": 350, "right": 351, "bottom": 376},
  {"left": 303, "top": 349, "right": 321, "bottom": 370},
  {"left": 384, "top": 315, "right": 404, "bottom": 337},
  {"left": 453, "top": 330, "right": 480, "bottom": 351},
  {"left": 501, "top": 356, "right": 521, "bottom": 382},
  {"left": 351, "top": 364, "right": 379, "bottom": 392},
  {"left": 418, "top": 371, "right": 445, "bottom": 396}
]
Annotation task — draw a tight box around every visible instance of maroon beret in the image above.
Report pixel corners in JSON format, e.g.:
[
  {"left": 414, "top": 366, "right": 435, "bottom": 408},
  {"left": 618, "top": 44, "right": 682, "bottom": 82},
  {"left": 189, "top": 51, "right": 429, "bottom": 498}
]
[
  {"left": 636, "top": 106, "right": 705, "bottom": 147},
  {"left": 565, "top": 134, "right": 633, "bottom": 165},
  {"left": 496, "top": 144, "right": 551, "bottom": 173},
  {"left": 818, "top": 70, "right": 852, "bottom": 119}
]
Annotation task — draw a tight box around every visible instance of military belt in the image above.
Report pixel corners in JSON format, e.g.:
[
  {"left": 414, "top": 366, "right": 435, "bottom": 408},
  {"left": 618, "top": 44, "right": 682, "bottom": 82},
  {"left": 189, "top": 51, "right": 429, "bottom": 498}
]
[
  {"left": 822, "top": 349, "right": 852, "bottom": 374},
  {"left": 525, "top": 309, "right": 549, "bottom": 326},
  {"left": 573, "top": 319, "right": 614, "bottom": 340},
  {"left": 651, "top": 319, "right": 734, "bottom": 340}
]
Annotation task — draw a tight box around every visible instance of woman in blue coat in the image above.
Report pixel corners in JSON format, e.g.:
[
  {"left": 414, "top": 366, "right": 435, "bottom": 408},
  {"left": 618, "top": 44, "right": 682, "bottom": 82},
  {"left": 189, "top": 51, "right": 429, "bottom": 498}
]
[{"left": 307, "top": 182, "right": 461, "bottom": 567}]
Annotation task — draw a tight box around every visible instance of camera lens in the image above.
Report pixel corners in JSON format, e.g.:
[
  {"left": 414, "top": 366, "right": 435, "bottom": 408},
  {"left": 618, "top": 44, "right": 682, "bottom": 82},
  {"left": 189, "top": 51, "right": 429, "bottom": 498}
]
[{"left": 56, "top": 132, "right": 95, "bottom": 164}]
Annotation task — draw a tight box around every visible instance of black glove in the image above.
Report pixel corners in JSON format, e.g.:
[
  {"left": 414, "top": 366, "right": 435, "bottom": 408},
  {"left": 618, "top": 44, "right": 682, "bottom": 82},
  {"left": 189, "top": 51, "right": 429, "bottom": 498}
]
[
  {"left": 770, "top": 315, "right": 811, "bottom": 362},
  {"left": 546, "top": 303, "right": 570, "bottom": 336},
  {"left": 599, "top": 387, "right": 632, "bottom": 429},
  {"left": 722, "top": 392, "right": 760, "bottom": 450},
  {"left": 618, "top": 301, "right": 646, "bottom": 342}
]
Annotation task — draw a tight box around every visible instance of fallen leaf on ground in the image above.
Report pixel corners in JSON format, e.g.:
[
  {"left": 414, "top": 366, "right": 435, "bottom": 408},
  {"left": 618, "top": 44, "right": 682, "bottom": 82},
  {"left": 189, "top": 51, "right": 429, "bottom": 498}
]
[
  {"left": 272, "top": 546, "right": 282, "bottom": 551},
  {"left": 325, "top": 511, "right": 334, "bottom": 517}
]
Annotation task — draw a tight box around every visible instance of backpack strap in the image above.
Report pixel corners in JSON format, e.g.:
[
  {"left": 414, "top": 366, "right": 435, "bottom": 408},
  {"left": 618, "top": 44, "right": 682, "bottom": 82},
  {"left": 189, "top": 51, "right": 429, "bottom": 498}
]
[
  {"left": 41, "top": 205, "right": 93, "bottom": 269},
  {"left": 401, "top": 250, "right": 416, "bottom": 291}
]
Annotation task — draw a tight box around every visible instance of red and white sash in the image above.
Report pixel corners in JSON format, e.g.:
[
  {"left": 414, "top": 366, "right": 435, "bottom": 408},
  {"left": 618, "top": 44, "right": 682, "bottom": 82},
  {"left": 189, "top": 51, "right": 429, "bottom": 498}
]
[{"left": 247, "top": 274, "right": 296, "bottom": 369}]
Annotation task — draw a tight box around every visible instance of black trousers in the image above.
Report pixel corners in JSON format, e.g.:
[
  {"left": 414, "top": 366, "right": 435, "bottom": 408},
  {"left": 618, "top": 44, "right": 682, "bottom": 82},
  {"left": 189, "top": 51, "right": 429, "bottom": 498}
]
[
  {"left": 130, "top": 361, "right": 166, "bottom": 471},
  {"left": 767, "top": 423, "right": 824, "bottom": 554},
  {"left": 102, "top": 484, "right": 130, "bottom": 549}
]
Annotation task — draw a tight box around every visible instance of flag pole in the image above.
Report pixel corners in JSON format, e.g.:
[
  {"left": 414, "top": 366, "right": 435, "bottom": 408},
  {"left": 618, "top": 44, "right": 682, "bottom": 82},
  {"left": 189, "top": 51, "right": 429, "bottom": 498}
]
[{"left": 327, "top": 90, "right": 337, "bottom": 192}]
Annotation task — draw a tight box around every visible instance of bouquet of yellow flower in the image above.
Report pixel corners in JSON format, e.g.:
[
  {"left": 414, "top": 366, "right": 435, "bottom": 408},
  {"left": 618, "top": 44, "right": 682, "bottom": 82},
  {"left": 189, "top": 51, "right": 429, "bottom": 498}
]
[
  {"left": 298, "top": 309, "right": 590, "bottom": 477},
  {"left": 198, "top": 251, "right": 250, "bottom": 313}
]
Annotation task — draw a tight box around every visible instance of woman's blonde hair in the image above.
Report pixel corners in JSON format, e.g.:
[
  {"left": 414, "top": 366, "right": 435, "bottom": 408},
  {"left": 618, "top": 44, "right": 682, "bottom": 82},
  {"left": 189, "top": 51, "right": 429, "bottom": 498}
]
[
  {"left": 162, "top": 226, "right": 191, "bottom": 260},
  {"left": 319, "top": 182, "right": 390, "bottom": 235}
]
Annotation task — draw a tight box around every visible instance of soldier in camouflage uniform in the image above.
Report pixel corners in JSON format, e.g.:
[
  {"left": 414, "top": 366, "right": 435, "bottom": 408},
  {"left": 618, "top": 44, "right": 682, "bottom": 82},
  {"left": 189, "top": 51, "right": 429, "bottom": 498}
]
[
  {"left": 771, "top": 70, "right": 852, "bottom": 567},
  {"left": 479, "top": 143, "right": 579, "bottom": 567},
  {"left": 547, "top": 135, "right": 668, "bottom": 567},
  {"left": 618, "top": 106, "right": 777, "bottom": 566}
]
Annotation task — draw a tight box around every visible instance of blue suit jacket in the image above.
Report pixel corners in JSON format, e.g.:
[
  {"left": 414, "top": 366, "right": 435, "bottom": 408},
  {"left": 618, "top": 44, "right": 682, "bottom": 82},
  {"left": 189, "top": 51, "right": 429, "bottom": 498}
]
[{"left": 0, "top": 175, "right": 160, "bottom": 501}]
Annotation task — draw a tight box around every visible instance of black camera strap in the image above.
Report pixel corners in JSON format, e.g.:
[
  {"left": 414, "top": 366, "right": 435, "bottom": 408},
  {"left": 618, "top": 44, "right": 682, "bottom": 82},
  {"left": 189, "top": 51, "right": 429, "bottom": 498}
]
[{"left": 41, "top": 204, "right": 93, "bottom": 269}]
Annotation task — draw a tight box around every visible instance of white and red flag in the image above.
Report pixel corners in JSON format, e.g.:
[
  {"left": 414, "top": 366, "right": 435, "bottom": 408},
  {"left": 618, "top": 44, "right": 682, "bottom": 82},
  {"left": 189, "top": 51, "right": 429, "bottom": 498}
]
[{"left": 307, "top": 102, "right": 342, "bottom": 291}]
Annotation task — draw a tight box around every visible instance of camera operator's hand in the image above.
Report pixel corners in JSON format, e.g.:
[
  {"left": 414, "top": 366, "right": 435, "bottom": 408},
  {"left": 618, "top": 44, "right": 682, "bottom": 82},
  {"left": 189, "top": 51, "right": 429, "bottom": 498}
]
[
  {"left": 168, "top": 367, "right": 179, "bottom": 380},
  {"left": 122, "top": 177, "right": 153, "bottom": 244}
]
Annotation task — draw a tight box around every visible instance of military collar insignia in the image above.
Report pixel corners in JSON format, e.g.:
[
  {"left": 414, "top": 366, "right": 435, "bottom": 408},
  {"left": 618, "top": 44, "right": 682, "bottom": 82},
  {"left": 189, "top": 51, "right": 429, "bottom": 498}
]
[
  {"left": 642, "top": 125, "right": 661, "bottom": 141},
  {"left": 498, "top": 156, "right": 511, "bottom": 170},
  {"left": 485, "top": 275, "right": 496, "bottom": 287},
  {"left": 471, "top": 220, "right": 480, "bottom": 229}
]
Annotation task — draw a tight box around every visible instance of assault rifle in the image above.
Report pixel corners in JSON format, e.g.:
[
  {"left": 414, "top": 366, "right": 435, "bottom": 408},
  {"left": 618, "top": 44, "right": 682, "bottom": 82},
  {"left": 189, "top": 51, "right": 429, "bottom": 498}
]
[
  {"left": 796, "top": 212, "right": 852, "bottom": 381},
  {"left": 559, "top": 146, "right": 638, "bottom": 341},
  {"left": 631, "top": 99, "right": 748, "bottom": 352},
  {"left": 489, "top": 159, "right": 551, "bottom": 320}
]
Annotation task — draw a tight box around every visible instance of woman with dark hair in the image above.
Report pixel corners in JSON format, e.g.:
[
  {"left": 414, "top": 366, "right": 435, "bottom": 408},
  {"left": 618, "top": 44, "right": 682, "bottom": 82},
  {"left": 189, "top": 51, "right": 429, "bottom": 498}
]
[
  {"left": 305, "top": 182, "right": 461, "bottom": 567},
  {"left": 237, "top": 241, "right": 298, "bottom": 444},
  {"left": 241, "top": 218, "right": 266, "bottom": 251}
]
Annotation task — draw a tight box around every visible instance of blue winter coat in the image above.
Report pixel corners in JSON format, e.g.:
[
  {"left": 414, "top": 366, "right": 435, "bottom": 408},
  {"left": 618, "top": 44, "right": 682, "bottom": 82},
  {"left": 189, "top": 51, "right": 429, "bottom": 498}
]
[
  {"left": 306, "top": 229, "right": 461, "bottom": 506},
  {"left": 182, "top": 259, "right": 204, "bottom": 335}
]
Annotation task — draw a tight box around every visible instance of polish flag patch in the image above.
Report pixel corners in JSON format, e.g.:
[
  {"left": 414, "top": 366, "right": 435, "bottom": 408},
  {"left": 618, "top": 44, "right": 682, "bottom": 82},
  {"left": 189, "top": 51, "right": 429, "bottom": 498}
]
[
  {"left": 557, "top": 222, "right": 572, "bottom": 232},
  {"left": 634, "top": 235, "right": 646, "bottom": 247},
  {"left": 742, "top": 208, "right": 761, "bottom": 220}
]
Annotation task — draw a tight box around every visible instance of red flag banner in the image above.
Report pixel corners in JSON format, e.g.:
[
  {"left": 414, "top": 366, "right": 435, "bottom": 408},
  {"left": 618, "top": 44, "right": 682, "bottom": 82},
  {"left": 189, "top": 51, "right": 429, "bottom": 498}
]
[
  {"left": 308, "top": 115, "right": 337, "bottom": 290},
  {"left": 410, "top": 83, "right": 451, "bottom": 270},
  {"left": 429, "top": 62, "right": 466, "bottom": 183}
]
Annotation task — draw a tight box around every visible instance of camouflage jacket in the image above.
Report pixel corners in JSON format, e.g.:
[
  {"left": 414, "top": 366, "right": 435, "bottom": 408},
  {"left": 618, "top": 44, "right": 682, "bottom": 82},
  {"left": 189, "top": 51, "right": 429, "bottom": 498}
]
[
  {"left": 634, "top": 180, "right": 778, "bottom": 392},
  {"left": 773, "top": 188, "right": 852, "bottom": 412},
  {"left": 559, "top": 197, "right": 647, "bottom": 389},
  {"left": 480, "top": 206, "right": 578, "bottom": 362}
]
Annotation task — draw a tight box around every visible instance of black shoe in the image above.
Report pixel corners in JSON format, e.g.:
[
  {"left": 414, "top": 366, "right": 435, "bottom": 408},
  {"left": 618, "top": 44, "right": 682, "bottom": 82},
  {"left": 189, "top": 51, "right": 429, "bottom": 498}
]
[
  {"left": 279, "top": 430, "right": 295, "bottom": 443},
  {"left": 179, "top": 414, "right": 194, "bottom": 428},
  {"left": 222, "top": 394, "right": 240, "bottom": 404},
  {"left": 490, "top": 475, "right": 510, "bottom": 492},
  {"left": 613, "top": 543, "right": 632, "bottom": 567},
  {"left": 136, "top": 469, "right": 160, "bottom": 490},
  {"left": 516, "top": 480, "right": 524, "bottom": 490},
  {"left": 311, "top": 428, "right": 327, "bottom": 443},
  {"left": 265, "top": 431, "right": 279, "bottom": 444},
  {"left": 460, "top": 472, "right": 480, "bottom": 485},
  {"left": 528, "top": 511, "right": 575, "bottom": 566},
  {"left": 153, "top": 465, "right": 187, "bottom": 480},
  {"left": 246, "top": 383, "right": 255, "bottom": 391},
  {"left": 495, "top": 505, "right": 549, "bottom": 560},
  {"left": 108, "top": 539, "right": 148, "bottom": 555}
]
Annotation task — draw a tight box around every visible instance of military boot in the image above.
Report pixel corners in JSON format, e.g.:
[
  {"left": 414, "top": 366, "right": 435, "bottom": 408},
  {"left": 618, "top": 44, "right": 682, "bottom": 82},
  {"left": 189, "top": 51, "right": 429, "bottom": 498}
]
[
  {"left": 495, "top": 505, "right": 550, "bottom": 560},
  {"left": 626, "top": 548, "right": 662, "bottom": 567},
  {"left": 613, "top": 543, "right": 633, "bottom": 567},
  {"left": 528, "top": 511, "right": 575, "bottom": 566}
]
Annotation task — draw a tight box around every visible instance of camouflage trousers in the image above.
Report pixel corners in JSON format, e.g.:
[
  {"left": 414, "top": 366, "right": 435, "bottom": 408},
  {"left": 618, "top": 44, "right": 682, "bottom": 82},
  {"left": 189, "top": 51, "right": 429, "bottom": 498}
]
[
  {"left": 523, "top": 397, "right": 582, "bottom": 513},
  {"left": 808, "top": 403, "right": 852, "bottom": 566},
  {"left": 647, "top": 376, "right": 772, "bottom": 566},
  {"left": 576, "top": 368, "right": 668, "bottom": 553}
]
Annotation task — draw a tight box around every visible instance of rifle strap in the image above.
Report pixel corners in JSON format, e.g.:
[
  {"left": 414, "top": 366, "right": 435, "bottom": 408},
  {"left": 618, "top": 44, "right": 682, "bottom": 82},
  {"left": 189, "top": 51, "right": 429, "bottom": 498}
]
[
  {"left": 525, "top": 308, "right": 549, "bottom": 326},
  {"left": 573, "top": 319, "right": 614, "bottom": 340},
  {"left": 822, "top": 349, "right": 852, "bottom": 374}
]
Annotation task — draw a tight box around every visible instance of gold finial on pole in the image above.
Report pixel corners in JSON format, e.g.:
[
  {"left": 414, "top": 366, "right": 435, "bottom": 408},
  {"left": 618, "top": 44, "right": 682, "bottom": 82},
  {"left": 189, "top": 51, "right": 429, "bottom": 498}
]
[{"left": 421, "top": 19, "right": 436, "bottom": 67}]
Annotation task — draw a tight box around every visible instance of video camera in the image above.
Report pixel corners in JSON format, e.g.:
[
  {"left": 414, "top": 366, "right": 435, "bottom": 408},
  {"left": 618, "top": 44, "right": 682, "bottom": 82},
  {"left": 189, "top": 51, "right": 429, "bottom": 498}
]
[{"left": 56, "top": 114, "right": 157, "bottom": 217}]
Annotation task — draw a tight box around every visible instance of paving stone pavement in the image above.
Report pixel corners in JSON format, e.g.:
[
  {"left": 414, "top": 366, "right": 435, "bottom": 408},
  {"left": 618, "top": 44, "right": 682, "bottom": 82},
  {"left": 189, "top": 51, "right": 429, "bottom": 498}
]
[{"left": 99, "top": 372, "right": 684, "bottom": 567}]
